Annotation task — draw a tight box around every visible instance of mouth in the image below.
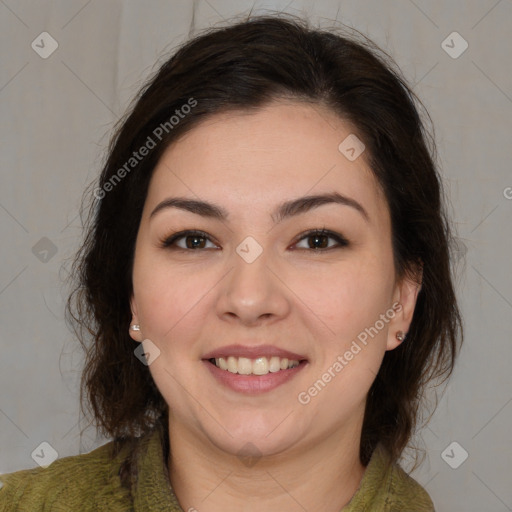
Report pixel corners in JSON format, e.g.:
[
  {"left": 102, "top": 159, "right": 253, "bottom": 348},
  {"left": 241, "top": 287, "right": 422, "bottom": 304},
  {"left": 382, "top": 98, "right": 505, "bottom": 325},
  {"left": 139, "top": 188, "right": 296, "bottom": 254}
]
[
  {"left": 207, "top": 356, "right": 302, "bottom": 375},
  {"left": 201, "top": 345, "right": 308, "bottom": 394}
]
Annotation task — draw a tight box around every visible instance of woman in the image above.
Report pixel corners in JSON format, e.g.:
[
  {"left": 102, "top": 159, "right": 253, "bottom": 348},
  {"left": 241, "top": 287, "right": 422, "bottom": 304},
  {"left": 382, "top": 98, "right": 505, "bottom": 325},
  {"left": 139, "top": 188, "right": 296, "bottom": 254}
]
[{"left": 0, "top": 14, "right": 462, "bottom": 511}]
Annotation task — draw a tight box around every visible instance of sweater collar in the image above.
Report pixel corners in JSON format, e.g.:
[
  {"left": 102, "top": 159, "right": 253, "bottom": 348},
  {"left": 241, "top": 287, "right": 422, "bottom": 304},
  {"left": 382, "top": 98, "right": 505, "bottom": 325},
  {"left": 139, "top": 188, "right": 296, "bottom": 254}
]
[{"left": 131, "top": 424, "right": 183, "bottom": 511}]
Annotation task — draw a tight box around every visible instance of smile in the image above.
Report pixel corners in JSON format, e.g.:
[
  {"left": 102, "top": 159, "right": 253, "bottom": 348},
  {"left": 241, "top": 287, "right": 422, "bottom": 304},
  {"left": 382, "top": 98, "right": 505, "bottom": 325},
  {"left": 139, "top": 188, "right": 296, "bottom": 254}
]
[{"left": 209, "top": 356, "right": 300, "bottom": 375}]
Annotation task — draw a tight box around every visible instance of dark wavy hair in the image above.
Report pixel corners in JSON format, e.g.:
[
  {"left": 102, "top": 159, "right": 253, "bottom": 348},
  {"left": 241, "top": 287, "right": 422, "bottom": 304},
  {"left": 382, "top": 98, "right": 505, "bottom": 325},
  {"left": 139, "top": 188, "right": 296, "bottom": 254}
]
[{"left": 66, "top": 14, "right": 463, "bottom": 487}]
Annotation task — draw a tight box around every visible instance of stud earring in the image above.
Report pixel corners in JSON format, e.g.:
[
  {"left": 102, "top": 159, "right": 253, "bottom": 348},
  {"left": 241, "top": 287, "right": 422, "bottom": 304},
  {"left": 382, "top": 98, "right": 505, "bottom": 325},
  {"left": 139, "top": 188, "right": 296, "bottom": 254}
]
[
  {"left": 396, "top": 331, "right": 406, "bottom": 342},
  {"left": 130, "top": 324, "right": 140, "bottom": 332}
]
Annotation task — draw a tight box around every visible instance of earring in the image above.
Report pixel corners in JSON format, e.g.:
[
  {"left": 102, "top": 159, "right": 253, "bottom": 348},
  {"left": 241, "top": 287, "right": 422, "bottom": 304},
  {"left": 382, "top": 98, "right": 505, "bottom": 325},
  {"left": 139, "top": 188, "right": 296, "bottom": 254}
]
[
  {"left": 130, "top": 324, "right": 140, "bottom": 332},
  {"left": 396, "top": 331, "right": 406, "bottom": 342}
]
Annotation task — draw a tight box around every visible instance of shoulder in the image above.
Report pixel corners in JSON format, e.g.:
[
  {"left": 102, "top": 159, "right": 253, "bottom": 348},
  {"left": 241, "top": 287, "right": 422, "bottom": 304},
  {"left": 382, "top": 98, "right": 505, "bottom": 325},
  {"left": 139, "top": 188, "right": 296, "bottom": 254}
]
[
  {"left": 0, "top": 440, "right": 132, "bottom": 511},
  {"left": 346, "top": 444, "right": 435, "bottom": 512}
]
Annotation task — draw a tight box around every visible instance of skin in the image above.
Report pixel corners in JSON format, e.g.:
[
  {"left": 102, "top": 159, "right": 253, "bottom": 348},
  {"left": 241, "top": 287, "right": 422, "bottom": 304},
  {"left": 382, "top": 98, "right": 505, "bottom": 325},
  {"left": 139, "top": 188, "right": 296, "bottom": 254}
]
[{"left": 129, "top": 101, "right": 420, "bottom": 512}]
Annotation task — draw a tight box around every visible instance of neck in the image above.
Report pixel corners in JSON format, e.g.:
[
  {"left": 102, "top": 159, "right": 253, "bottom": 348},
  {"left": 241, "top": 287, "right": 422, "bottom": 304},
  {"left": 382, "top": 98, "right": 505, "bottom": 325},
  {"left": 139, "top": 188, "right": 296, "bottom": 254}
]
[{"left": 167, "top": 419, "right": 366, "bottom": 512}]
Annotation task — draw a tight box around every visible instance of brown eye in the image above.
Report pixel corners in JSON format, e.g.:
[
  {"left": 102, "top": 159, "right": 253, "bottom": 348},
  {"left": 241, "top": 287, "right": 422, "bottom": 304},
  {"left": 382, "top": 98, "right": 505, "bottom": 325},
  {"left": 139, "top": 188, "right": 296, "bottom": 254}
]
[
  {"left": 293, "top": 229, "right": 349, "bottom": 251},
  {"left": 182, "top": 234, "right": 208, "bottom": 249},
  {"left": 160, "top": 230, "right": 218, "bottom": 250}
]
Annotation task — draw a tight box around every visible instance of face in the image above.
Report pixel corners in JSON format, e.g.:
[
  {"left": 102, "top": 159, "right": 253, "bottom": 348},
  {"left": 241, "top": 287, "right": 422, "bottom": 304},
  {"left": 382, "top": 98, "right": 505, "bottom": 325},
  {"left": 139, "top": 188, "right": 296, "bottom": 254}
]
[{"left": 129, "top": 101, "right": 419, "bottom": 459}]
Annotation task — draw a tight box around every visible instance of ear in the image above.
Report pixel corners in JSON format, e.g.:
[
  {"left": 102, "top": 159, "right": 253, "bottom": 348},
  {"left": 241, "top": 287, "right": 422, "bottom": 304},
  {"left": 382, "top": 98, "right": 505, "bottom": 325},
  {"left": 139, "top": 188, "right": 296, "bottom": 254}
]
[
  {"left": 129, "top": 294, "right": 143, "bottom": 343},
  {"left": 386, "top": 265, "right": 422, "bottom": 351}
]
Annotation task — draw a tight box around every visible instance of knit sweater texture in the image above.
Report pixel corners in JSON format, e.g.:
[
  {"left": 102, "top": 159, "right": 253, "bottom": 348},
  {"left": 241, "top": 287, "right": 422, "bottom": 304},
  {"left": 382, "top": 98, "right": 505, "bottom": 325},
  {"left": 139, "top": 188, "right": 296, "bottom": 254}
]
[{"left": 0, "top": 424, "right": 435, "bottom": 511}]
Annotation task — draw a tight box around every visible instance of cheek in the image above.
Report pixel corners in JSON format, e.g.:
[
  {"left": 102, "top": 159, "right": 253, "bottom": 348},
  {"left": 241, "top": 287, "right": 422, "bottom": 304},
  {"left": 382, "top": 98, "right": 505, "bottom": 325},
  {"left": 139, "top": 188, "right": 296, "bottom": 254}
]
[
  {"left": 290, "top": 253, "right": 395, "bottom": 342},
  {"left": 132, "top": 256, "right": 210, "bottom": 344},
  {"left": 132, "top": 261, "right": 210, "bottom": 401}
]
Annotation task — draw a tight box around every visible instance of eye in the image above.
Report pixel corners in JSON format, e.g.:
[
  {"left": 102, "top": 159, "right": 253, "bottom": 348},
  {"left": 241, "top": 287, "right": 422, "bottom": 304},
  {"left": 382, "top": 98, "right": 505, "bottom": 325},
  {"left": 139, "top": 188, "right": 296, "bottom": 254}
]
[
  {"left": 160, "top": 230, "right": 218, "bottom": 250},
  {"left": 159, "top": 228, "right": 349, "bottom": 252},
  {"left": 292, "top": 229, "right": 349, "bottom": 251}
]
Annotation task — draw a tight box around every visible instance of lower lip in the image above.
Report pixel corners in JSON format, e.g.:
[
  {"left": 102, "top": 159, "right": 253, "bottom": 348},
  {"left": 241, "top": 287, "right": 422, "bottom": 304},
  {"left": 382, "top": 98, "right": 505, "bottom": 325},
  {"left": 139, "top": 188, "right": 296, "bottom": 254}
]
[{"left": 203, "top": 359, "right": 307, "bottom": 394}]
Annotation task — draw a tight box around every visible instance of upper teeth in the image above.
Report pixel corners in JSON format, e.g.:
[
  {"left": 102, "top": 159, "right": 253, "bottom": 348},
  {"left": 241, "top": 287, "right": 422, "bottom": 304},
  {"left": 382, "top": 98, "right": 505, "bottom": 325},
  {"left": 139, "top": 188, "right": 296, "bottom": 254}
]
[{"left": 214, "top": 356, "right": 300, "bottom": 375}]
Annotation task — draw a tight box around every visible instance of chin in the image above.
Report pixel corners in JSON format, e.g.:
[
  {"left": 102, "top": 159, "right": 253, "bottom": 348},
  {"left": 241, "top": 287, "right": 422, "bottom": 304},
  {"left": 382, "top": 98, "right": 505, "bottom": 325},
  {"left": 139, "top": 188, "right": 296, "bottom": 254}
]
[
  {"left": 208, "top": 429, "right": 299, "bottom": 461},
  {"left": 201, "top": 409, "right": 308, "bottom": 459}
]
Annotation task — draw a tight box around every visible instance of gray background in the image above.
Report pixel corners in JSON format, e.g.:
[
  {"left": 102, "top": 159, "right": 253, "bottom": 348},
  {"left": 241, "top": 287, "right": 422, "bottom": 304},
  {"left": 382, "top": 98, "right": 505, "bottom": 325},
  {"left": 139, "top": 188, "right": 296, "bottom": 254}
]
[{"left": 1, "top": 0, "right": 511, "bottom": 510}]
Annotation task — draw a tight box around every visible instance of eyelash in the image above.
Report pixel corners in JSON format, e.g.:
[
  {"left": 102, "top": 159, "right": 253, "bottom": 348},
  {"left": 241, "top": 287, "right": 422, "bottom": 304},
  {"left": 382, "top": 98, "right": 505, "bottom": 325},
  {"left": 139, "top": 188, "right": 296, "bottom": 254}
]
[{"left": 159, "top": 228, "right": 349, "bottom": 252}]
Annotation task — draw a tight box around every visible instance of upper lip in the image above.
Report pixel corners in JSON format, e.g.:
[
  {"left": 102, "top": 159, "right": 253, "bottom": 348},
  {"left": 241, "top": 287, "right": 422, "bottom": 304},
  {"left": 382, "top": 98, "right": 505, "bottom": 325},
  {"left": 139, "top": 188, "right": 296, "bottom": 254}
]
[{"left": 202, "top": 344, "right": 307, "bottom": 361}]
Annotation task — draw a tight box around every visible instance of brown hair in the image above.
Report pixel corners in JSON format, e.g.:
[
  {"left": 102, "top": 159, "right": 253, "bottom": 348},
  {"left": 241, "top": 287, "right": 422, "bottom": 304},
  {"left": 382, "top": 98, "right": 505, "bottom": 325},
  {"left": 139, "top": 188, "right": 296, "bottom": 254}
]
[{"left": 66, "top": 13, "right": 463, "bottom": 485}]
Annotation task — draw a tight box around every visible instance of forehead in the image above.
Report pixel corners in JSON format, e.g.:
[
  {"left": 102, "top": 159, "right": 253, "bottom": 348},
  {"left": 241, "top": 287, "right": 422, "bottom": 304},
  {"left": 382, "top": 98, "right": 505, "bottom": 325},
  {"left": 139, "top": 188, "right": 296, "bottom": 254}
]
[{"left": 144, "top": 101, "right": 388, "bottom": 224}]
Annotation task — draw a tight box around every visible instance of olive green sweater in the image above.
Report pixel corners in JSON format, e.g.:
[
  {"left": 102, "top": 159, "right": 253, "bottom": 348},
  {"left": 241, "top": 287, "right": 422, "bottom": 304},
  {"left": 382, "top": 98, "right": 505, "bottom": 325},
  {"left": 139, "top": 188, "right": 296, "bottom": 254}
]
[{"left": 0, "top": 425, "right": 434, "bottom": 511}]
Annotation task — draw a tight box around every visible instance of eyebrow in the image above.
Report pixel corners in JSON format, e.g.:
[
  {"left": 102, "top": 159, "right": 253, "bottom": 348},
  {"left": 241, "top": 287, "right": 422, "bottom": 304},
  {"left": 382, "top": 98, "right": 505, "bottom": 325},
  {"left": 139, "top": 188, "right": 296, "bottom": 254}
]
[{"left": 149, "top": 192, "right": 369, "bottom": 223}]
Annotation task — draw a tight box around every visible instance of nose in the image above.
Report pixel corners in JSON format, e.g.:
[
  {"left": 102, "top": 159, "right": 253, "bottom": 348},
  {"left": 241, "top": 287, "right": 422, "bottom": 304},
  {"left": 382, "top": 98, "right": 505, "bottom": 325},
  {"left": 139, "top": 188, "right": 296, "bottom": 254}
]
[{"left": 215, "top": 242, "right": 291, "bottom": 326}]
